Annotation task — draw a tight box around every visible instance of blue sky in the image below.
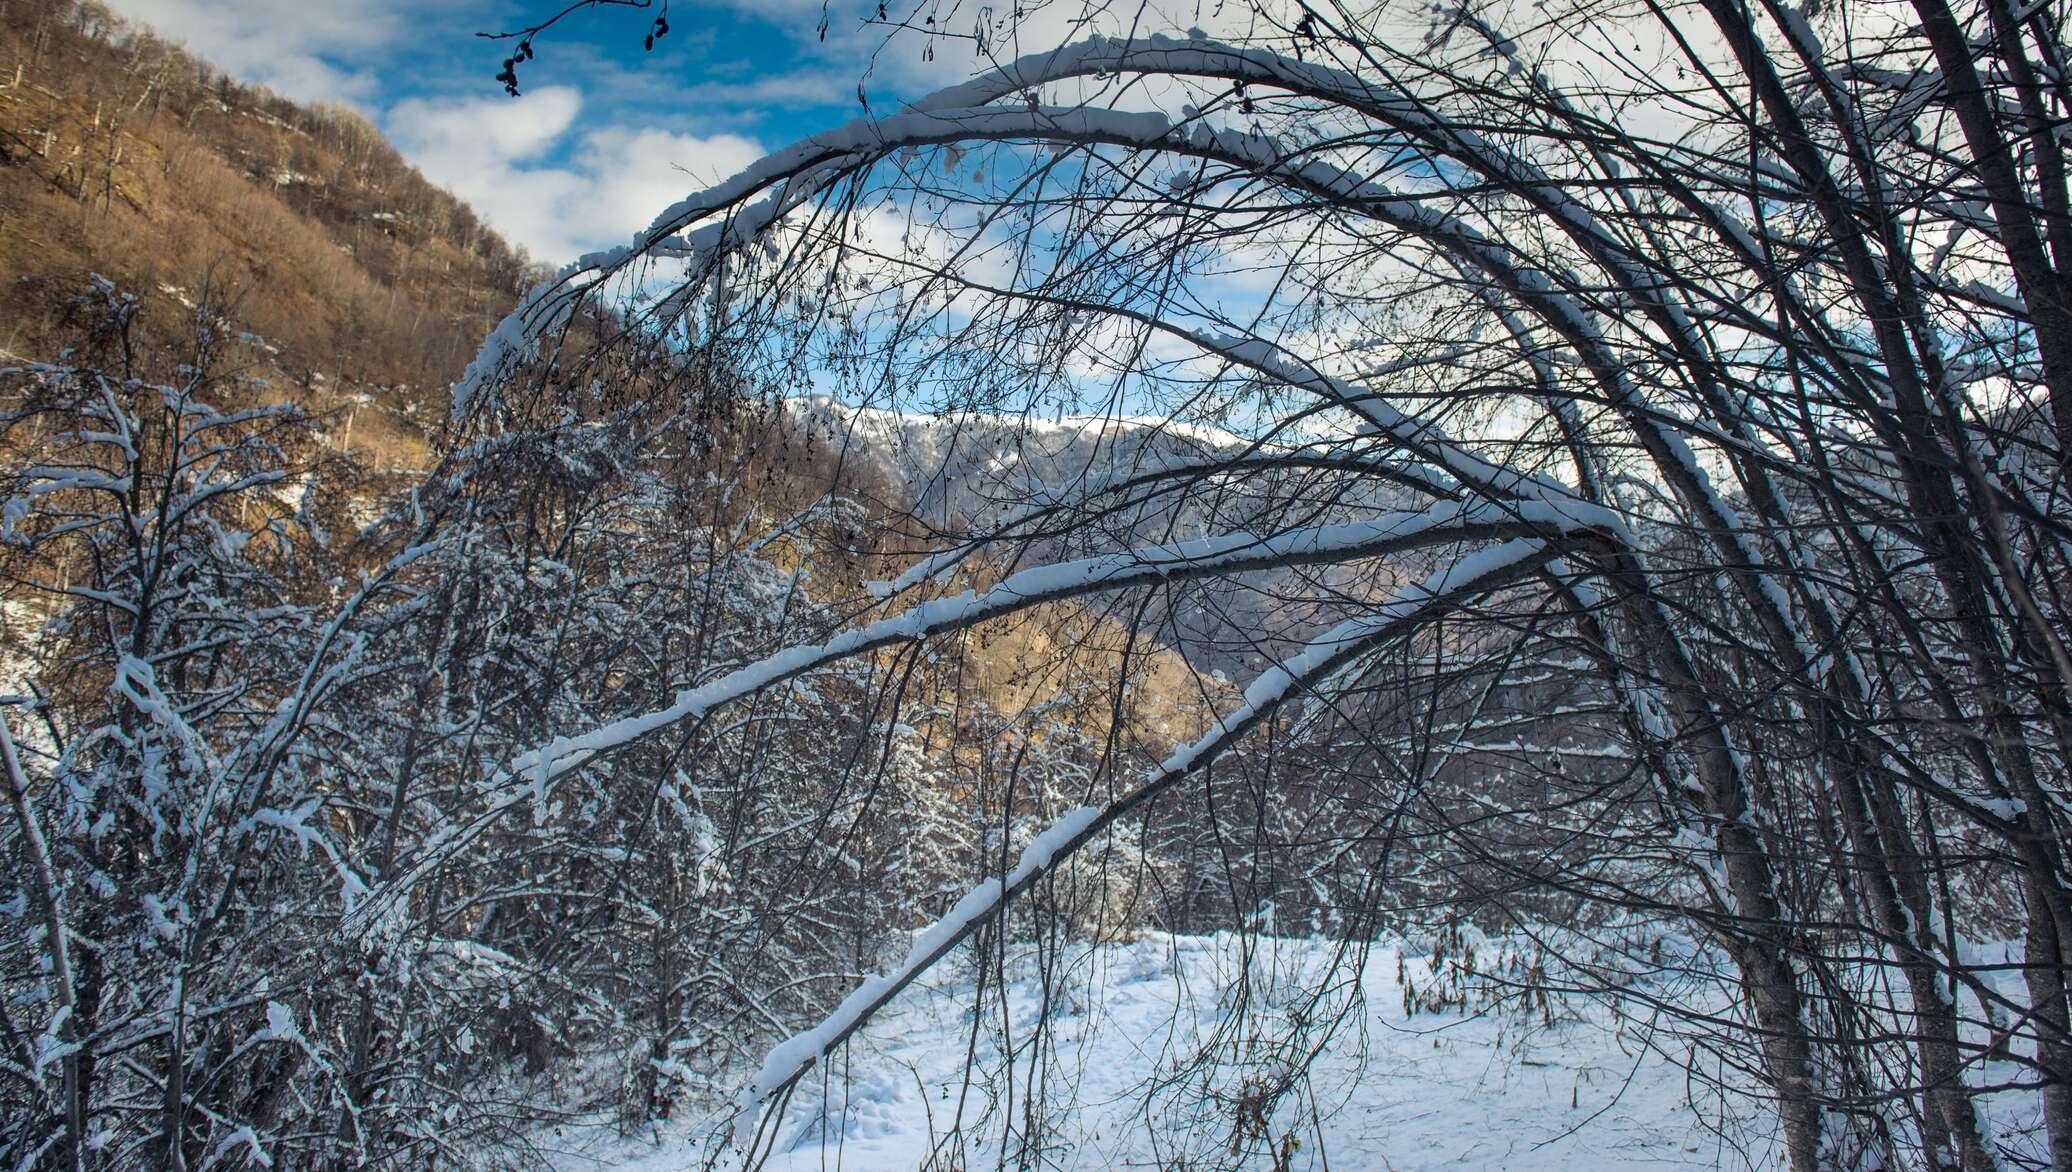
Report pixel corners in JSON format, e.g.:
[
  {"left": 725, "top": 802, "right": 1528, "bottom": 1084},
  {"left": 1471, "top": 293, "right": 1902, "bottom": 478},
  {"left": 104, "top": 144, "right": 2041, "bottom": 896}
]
[
  {"left": 98, "top": 0, "right": 1318, "bottom": 426},
  {"left": 99, "top": 0, "right": 983, "bottom": 263},
  {"left": 99, "top": 1, "right": 1287, "bottom": 266}
]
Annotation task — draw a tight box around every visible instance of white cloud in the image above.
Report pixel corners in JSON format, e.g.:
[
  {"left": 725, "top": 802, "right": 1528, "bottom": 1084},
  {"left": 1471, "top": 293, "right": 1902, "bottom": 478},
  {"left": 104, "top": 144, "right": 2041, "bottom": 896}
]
[
  {"left": 386, "top": 87, "right": 764, "bottom": 264},
  {"left": 103, "top": 0, "right": 401, "bottom": 101},
  {"left": 390, "top": 86, "right": 584, "bottom": 167},
  {"left": 573, "top": 125, "right": 765, "bottom": 240}
]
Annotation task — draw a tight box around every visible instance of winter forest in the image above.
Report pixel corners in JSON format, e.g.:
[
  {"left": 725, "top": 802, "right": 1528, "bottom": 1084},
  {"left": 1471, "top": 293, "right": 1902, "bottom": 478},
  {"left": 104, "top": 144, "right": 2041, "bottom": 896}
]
[{"left": 5, "top": 0, "right": 2072, "bottom": 1166}]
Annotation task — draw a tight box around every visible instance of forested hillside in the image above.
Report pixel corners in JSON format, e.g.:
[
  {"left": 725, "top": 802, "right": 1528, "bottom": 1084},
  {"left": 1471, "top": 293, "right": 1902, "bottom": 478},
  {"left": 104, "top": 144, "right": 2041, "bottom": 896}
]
[{"left": 0, "top": 0, "right": 535, "bottom": 463}]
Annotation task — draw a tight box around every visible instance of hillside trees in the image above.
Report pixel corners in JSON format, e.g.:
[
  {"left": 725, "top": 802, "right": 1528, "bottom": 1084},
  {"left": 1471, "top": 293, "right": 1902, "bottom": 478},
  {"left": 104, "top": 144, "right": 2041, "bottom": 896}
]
[
  {"left": 0, "top": 279, "right": 949, "bottom": 1166},
  {"left": 455, "top": 0, "right": 2072, "bottom": 1166},
  {"left": 0, "top": 280, "right": 353, "bottom": 1169},
  {"left": 0, "top": 0, "right": 538, "bottom": 410}
]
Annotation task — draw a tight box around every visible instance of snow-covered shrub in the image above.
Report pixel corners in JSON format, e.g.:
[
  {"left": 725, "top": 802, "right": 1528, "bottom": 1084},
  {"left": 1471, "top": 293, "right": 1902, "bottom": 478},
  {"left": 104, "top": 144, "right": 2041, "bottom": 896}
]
[{"left": 0, "top": 279, "right": 357, "bottom": 1167}]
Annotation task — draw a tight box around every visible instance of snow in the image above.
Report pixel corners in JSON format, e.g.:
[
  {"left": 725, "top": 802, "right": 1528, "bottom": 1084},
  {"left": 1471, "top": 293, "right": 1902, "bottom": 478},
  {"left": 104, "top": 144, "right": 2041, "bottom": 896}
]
[
  {"left": 1173, "top": 537, "right": 1557, "bottom": 770},
  {"left": 506, "top": 505, "right": 1580, "bottom": 790},
  {"left": 551, "top": 932, "right": 1792, "bottom": 1171},
  {"left": 690, "top": 538, "right": 1557, "bottom": 1149},
  {"left": 735, "top": 805, "right": 1105, "bottom": 1124},
  {"left": 390, "top": 506, "right": 1566, "bottom": 939}
]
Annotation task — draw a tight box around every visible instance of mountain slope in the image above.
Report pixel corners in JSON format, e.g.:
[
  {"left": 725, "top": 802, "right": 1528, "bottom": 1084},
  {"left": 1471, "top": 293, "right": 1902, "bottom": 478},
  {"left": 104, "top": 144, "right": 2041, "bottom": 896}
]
[
  {"left": 0, "top": 0, "right": 535, "bottom": 460},
  {"left": 788, "top": 396, "right": 1422, "bottom": 674}
]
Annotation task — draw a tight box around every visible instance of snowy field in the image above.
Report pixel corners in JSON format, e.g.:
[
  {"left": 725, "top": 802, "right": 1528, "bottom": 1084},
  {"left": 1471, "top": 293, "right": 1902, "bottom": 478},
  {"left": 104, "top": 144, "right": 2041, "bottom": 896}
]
[{"left": 547, "top": 932, "right": 1794, "bottom": 1171}]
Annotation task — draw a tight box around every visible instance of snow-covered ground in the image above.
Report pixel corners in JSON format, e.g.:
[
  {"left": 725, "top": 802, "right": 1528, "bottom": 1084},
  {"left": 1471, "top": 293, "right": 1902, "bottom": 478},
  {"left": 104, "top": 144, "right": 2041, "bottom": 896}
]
[{"left": 547, "top": 932, "right": 1791, "bottom": 1171}]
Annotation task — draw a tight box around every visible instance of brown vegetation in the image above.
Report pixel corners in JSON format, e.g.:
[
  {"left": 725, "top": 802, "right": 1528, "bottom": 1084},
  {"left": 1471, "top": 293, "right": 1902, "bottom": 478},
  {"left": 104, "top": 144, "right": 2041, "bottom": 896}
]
[{"left": 0, "top": 0, "right": 538, "bottom": 467}]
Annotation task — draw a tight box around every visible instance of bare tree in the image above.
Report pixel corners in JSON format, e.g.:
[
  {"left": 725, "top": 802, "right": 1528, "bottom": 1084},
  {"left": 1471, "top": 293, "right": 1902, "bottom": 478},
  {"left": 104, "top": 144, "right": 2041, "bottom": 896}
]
[
  {"left": 432, "top": 0, "right": 2072, "bottom": 1167},
  {"left": 0, "top": 278, "right": 931, "bottom": 1167}
]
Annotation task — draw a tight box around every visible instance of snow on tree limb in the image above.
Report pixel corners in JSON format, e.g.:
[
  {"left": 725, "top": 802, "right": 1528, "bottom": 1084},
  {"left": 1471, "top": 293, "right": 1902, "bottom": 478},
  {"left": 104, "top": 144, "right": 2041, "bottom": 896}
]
[
  {"left": 510, "top": 499, "right": 1607, "bottom": 781},
  {"left": 450, "top": 29, "right": 1824, "bottom": 692},
  {"left": 730, "top": 537, "right": 1566, "bottom": 1156},
  {"left": 349, "top": 502, "right": 1617, "bottom": 932}
]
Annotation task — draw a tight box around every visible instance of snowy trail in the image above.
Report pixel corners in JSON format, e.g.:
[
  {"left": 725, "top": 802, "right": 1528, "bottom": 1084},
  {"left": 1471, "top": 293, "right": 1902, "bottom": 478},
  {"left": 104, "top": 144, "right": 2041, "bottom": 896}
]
[{"left": 550, "top": 933, "right": 1786, "bottom": 1171}]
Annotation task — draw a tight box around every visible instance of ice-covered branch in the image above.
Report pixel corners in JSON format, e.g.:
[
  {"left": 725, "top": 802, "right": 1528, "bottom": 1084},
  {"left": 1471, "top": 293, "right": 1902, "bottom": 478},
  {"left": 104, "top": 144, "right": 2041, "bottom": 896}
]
[
  {"left": 731, "top": 536, "right": 1567, "bottom": 1156},
  {"left": 352, "top": 502, "right": 1615, "bottom": 931}
]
